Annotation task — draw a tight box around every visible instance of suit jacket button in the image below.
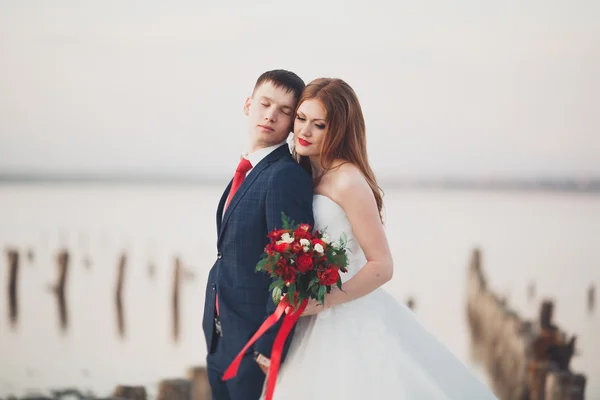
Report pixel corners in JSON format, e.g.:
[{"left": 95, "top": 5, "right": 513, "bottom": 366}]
[{"left": 217, "top": 252, "right": 222, "bottom": 259}]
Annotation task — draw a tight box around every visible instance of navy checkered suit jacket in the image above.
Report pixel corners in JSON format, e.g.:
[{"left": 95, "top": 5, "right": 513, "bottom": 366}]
[{"left": 202, "top": 144, "right": 314, "bottom": 364}]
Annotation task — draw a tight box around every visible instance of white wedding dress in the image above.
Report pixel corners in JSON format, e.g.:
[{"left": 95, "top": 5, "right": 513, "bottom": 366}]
[{"left": 264, "top": 194, "right": 498, "bottom": 399}]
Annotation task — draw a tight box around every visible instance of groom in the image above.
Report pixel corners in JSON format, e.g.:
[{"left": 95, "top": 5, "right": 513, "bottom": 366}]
[{"left": 202, "top": 70, "right": 314, "bottom": 399}]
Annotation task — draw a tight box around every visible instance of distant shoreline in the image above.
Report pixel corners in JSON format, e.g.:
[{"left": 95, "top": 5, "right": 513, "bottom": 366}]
[{"left": 1, "top": 173, "right": 599, "bottom": 194}]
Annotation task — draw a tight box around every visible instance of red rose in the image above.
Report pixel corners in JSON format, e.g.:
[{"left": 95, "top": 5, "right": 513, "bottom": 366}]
[
  {"left": 290, "top": 241, "right": 303, "bottom": 254},
  {"left": 296, "top": 254, "right": 314, "bottom": 273},
  {"left": 274, "top": 242, "right": 290, "bottom": 253},
  {"left": 294, "top": 223, "right": 312, "bottom": 239},
  {"left": 293, "top": 227, "right": 307, "bottom": 240},
  {"left": 281, "top": 266, "right": 296, "bottom": 284},
  {"left": 267, "top": 229, "right": 287, "bottom": 243},
  {"left": 313, "top": 255, "right": 327, "bottom": 266},
  {"left": 275, "top": 259, "right": 288, "bottom": 275},
  {"left": 265, "top": 244, "right": 276, "bottom": 256},
  {"left": 317, "top": 267, "right": 339, "bottom": 286}
]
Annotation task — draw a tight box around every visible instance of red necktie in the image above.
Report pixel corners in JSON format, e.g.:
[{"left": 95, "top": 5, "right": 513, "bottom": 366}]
[
  {"left": 217, "top": 157, "right": 253, "bottom": 317},
  {"left": 224, "top": 157, "right": 253, "bottom": 212}
]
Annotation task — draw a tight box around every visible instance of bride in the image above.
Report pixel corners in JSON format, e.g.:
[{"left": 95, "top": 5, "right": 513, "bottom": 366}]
[{"left": 260, "top": 78, "right": 498, "bottom": 399}]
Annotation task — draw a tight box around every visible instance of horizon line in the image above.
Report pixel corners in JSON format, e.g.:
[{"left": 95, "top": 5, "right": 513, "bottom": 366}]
[
  {"left": 1, "top": 171, "right": 599, "bottom": 194},
  {"left": 1, "top": 170, "right": 599, "bottom": 180}
]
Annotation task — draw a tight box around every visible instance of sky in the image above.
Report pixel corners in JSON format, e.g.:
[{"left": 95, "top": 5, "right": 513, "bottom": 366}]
[{"left": 0, "top": 1, "right": 599, "bottom": 179}]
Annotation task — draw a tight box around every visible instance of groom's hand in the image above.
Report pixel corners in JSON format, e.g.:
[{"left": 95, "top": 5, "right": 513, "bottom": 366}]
[{"left": 254, "top": 351, "right": 271, "bottom": 375}]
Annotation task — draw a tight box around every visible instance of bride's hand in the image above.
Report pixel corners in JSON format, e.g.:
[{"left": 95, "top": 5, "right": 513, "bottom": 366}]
[
  {"left": 300, "top": 298, "right": 325, "bottom": 316},
  {"left": 280, "top": 295, "right": 325, "bottom": 316}
]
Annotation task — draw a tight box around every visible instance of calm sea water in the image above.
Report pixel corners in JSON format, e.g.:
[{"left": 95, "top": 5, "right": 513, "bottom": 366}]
[{"left": 0, "top": 184, "right": 598, "bottom": 398}]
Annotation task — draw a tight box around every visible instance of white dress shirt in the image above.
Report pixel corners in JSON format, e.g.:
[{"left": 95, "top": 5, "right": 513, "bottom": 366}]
[{"left": 242, "top": 140, "right": 289, "bottom": 176}]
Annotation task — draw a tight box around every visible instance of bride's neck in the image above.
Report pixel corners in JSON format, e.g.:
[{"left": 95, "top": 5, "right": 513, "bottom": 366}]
[{"left": 309, "top": 156, "right": 324, "bottom": 178}]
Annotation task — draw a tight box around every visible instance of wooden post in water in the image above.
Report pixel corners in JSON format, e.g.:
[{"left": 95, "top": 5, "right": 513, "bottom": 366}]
[
  {"left": 187, "top": 366, "right": 211, "bottom": 400},
  {"left": 540, "top": 300, "right": 556, "bottom": 330},
  {"left": 545, "top": 370, "right": 587, "bottom": 400},
  {"left": 113, "top": 385, "right": 147, "bottom": 400},
  {"left": 588, "top": 283, "right": 595, "bottom": 314},
  {"left": 528, "top": 361, "right": 554, "bottom": 400},
  {"left": 6, "top": 248, "right": 19, "bottom": 325},
  {"left": 56, "top": 250, "right": 69, "bottom": 293},
  {"left": 528, "top": 281, "right": 536, "bottom": 302},
  {"left": 148, "top": 262, "right": 156, "bottom": 279},
  {"left": 172, "top": 256, "right": 181, "bottom": 342},
  {"left": 471, "top": 247, "right": 482, "bottom": 276},
  {"left": 55, "top": 249, "right": 70, "bottom": 330},
  {"left": 26, "top": 248, "right": 35, "bottom": 263},
  {"left": 465, "top": 248, "right": 586, "bottom": 400},
  {"left": 115, "top": 252, "right": 126, "bottom": 337},
  {"left": 157, "top": 379, "right": 192, "bottom": 400}
]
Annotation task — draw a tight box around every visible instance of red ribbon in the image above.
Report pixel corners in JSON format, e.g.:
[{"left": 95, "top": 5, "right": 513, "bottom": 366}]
[{"left": 222, "top": 297, "right": 308, "bottom": 400}]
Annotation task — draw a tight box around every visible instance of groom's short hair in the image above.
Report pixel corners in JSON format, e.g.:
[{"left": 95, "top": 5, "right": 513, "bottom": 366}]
[{"left": 252, "top": 69, "right": 305, "bottom": 105}]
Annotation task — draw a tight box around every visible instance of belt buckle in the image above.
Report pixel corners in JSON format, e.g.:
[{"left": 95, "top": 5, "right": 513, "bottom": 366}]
[{"left": 214, "top": 316, "right": 223, "bottom": 336}]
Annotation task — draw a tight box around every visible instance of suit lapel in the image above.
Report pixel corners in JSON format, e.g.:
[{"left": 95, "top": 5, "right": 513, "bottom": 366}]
[
  {"left": 218, "top": 144, "right": 291, "bottom": 244},
  {"left": 216, "top": 179, "right": 233, "bottom": 234}
]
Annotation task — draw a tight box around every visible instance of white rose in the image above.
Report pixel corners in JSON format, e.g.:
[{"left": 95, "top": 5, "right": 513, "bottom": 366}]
[
  {"left": 299, "top": 238, "right": 310, "bottom": 246},
  {"left": 321, "top": 234, "right": 330, "bottom": 244},
  {"left": 281, "top": 233, "right": 294, "bottom": 244},
  {"left": 303, "top": 246, "right": 310, "bottom": 252},
  {"left": 314, "top": 243, "right": 324, "bottom": 254}
]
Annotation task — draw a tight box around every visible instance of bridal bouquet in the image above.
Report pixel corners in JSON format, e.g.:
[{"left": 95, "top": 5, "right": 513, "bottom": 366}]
[
  {"left": 223, "top": 212, "right": 350, "bottom": 400},
  {"left": 256, "top": 212, "right": 349, "bottom": 311}
]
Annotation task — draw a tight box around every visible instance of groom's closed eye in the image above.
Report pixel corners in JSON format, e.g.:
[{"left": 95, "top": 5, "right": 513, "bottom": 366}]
[{"left": 260, "top": 101, "right": 291, "bottom": 116}]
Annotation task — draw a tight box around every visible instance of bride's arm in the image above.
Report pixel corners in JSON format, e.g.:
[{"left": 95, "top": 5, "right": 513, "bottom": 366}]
[{"left": 303, "top": 165, "right": 393, "bottom": 315}]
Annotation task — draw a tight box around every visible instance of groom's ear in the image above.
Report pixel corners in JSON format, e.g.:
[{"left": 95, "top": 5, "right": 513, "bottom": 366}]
[{"left": 243, "top": 97, "right": 252, "bottom": 115}]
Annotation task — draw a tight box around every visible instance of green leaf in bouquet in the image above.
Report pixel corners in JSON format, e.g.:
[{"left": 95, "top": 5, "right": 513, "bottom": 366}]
[
  {"left": 338, "top": 232, "right": 348, "bottom": 247},
  {"left": 256, "top": 257, "right": 270, "bottom": 272},
  {"left": 318, "top": 285, "right": 326, "bottom": 299},
  {"left": 288, "top": 282, "right": 297, "bottom": 307},
  {"left": 272, "top": 286, "right": 283, "bottom": 305},
  {"left": 331, "top": 253, "right": 349, "bottom": 269},
  {"left": 269, "top": 279, "right": 285, "bottom": 292},
  {"left": 336, "top": 276, "right": 343, "bottom": 290}
]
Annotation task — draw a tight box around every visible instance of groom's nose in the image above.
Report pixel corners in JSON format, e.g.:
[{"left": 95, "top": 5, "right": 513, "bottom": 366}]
[{"left": 264, "top": 110, "right": 275, "bottom": 122}]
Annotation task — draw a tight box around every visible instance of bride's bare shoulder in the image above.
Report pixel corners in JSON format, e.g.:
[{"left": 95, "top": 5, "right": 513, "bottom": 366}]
[{"left": 321, "top": 162, "right": 372, "bottom": 206}]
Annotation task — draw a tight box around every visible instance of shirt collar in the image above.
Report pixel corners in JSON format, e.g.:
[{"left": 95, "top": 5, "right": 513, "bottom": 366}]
[{"left": 244, "top": 141, "right": 288, "bottom": 168}]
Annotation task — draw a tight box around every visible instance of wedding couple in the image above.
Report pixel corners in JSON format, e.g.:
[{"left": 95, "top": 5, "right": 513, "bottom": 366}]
[{"left": 202, "top": 69, "right": 498, "bottom": 399}]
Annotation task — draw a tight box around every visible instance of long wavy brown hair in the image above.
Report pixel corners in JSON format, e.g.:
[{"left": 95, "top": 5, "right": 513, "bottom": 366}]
[{"left": 292, "top": 78, "right": 384, "bottom": 221}]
